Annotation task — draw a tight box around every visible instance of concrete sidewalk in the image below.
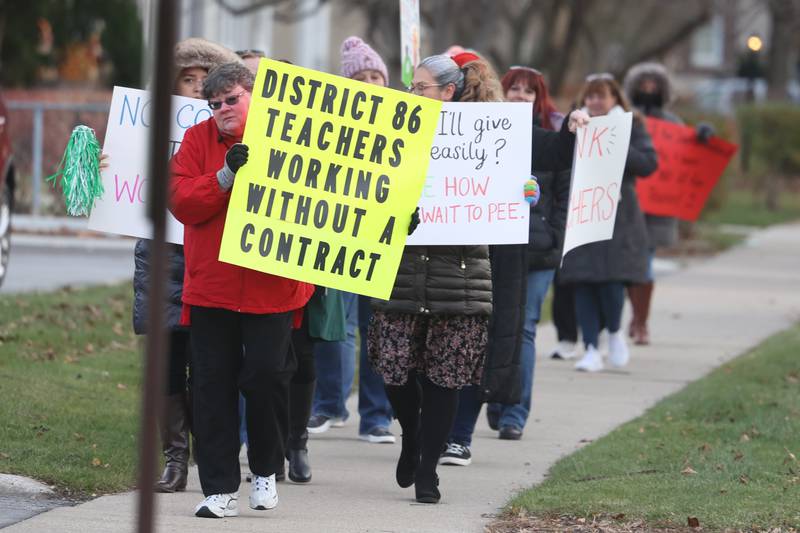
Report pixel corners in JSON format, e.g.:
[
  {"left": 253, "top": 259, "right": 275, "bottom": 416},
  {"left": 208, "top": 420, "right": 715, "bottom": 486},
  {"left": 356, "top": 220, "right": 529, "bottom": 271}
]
[{"left": 5, "top": 223, "right": 800, "bottom": 533}]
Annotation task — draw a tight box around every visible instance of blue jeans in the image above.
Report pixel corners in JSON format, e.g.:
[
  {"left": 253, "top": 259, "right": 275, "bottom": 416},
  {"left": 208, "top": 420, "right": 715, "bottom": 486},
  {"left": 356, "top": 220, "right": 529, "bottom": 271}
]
[
  {"left": 574, "top": 281, "right": 625, "bottom": 349},
  {"left": 448, "top": 384, "right": 481, "bottom": 446},
  {"left": 312, "top": 292, "right": 358, "bottom": 420},
  {"left": 450, "top": 269, "right": 555, "bottom": 444},
  {"left": 357, "top": 295, "right": 393, "bottom": 434}
]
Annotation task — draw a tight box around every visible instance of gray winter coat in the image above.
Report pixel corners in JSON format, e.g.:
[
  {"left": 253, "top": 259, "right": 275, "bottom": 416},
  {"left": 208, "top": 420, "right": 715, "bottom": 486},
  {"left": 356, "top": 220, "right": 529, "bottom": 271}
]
[
  {"left": 371, "top": 245, "right": 492, "bottom": 316},
  {"left": 558, "top": 119, "right": 657, "bottom": 284},
  {"left": 132, "top": 239, "right": 186, "bottom": 334},
  {"left": 624, "top": 62, "right": 681, "bottom": 249}
]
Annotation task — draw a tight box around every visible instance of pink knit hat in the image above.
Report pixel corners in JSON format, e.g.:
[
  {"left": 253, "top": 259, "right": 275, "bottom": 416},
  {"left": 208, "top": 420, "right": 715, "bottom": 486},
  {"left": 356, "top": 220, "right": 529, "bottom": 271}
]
[{"left": 341, "top": 36, "right": 389, "bottom": 84}]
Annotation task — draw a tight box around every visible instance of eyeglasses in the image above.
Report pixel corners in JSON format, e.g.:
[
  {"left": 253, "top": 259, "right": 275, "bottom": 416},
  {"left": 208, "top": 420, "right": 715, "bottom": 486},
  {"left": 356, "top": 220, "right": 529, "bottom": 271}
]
[
  {"left": 585, "top": 72, "right": 615, "bottom": 82},
  {"left": 407, "top": 82, "right": 444, "bottom": 95},
  {"left": 208, "top": 91, "right": 247, "bottom": 110},
  {"left": 509, "top": 65, "right": 543, "bottom": 76}
]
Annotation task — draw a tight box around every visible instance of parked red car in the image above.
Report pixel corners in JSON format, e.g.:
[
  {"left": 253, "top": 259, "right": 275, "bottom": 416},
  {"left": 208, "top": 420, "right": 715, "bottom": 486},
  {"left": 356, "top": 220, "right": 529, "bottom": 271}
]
[{"left": 0, "top": 92, "right": 14, "bottom": 287}]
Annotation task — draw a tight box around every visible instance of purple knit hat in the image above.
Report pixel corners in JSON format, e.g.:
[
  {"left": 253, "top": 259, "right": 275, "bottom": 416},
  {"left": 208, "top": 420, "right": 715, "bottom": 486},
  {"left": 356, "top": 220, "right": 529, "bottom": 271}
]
[{"left": 341, "top": 36, "right": 389, "bottom": 84}]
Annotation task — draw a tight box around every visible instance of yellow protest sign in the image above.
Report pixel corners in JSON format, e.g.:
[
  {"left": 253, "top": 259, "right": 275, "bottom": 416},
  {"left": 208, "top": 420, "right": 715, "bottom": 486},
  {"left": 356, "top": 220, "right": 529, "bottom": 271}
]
[{"left": 219, "top": 58, "right": 442, "bottom": 299}]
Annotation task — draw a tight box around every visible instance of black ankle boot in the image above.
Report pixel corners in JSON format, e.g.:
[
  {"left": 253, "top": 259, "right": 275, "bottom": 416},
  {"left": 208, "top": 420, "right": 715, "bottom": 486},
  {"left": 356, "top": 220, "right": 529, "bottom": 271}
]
[
  {"left": 287, "top": 381, "right": 315, "bottom": 483},
  {"left": 396, "top": 429, "right": 420, "bottom": 488},
  {"left": 288, "top": 448, "right": 312, "bottom": 483},
  {"left": 414, "top": 472, "right": 440, "bottom": 503}
]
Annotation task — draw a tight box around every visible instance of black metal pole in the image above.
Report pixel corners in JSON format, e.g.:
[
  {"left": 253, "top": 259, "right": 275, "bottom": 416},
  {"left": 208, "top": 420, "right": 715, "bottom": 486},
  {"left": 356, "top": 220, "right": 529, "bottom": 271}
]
[{"left": 137, "top": 1, "right": 177, "bottom": 532}]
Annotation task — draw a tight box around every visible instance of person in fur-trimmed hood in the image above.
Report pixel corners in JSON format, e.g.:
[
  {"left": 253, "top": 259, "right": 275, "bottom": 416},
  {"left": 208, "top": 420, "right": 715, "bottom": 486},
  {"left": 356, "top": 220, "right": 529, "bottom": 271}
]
[
  {"left": 132, "top": 37, "right": 241, "bottom": 495},
  {"left": 622, "top": 62, "right": 713, "bottom": 346}
]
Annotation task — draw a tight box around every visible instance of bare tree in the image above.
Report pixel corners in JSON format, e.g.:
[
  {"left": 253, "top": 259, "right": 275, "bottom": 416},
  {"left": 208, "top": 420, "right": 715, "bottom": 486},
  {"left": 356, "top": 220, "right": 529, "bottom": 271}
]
[
  {"left": 213, "top": 0, "right": 740, "bottom": 99},
  {"left": 764, "top": 0, "right": 800, "bottom": 99}
]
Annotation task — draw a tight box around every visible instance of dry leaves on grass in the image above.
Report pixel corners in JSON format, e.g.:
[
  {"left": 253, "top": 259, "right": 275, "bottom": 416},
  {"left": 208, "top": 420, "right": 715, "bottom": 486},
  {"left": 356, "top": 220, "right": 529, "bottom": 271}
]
[{"left": 486, "top": 511, "right": 799, "bottom": 533}]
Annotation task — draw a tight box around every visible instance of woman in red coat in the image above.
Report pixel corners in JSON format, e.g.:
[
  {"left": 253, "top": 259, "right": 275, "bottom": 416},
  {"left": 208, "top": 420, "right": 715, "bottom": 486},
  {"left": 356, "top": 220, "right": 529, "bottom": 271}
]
[{"left": 170, "top": 62, "right": 314, "bottom": 519}]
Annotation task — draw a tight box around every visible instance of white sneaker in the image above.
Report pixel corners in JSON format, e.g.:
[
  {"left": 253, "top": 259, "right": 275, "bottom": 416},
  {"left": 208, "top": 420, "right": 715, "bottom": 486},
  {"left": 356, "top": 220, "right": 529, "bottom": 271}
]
[
  {"left": 608, "top": 331, "right": 630, "bottom": 368},
  {"left": 550, "top": 340, "right": 579, "bottom": 360},
  {"left": 195, "top": 493, "right": 238, "bottom": 518},
  {"left": 597, "top": 330, "right": 609, "bottom": 357},
  {"left": 574, "top": 346, "right": 603, "bottom": 372},
  {"left": 249, "top": 474, "right": 278, "bottom": 510}
]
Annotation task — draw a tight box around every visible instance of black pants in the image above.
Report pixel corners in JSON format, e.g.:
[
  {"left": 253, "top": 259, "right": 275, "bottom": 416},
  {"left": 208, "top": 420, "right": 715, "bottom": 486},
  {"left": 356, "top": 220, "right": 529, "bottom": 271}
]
[
  {"left": 190, "top": 306, "right": 295, "bottom": 495},
  {"left": 290, "top": 317, "right": 315, "bottom": 386},
  {"left": 166, "top": 330, "right": 191, "bottom": 396},
  {"left": 552, "top": 273, "right": 578, "bottom": 343}
]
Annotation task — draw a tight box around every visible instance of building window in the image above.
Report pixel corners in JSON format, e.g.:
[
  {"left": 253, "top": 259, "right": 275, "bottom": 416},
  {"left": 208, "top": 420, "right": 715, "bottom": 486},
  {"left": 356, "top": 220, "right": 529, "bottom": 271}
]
[{"left": 691, "top": 15, "right": 724, "bottom": 68}]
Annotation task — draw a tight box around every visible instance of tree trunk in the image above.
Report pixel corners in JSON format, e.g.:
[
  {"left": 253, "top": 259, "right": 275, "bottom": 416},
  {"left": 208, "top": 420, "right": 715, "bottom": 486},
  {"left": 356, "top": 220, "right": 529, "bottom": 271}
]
[
  {"left": 549, "top": 0, "right": 585, "bottom": 95},
  {"left": 766, "top": 0, "right": 796, "bottom": 100}
]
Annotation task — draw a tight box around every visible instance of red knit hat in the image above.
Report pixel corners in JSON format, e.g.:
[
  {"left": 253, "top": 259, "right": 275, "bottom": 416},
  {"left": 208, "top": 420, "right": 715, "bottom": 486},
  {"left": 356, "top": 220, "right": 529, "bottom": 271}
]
[{"left": 451, "top": 52, "right": 480, "bottom": 67}]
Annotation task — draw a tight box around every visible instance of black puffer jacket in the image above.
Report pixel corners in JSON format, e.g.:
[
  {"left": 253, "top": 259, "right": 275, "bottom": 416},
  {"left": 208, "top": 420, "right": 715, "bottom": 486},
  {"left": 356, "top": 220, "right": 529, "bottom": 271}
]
[
  {"left": 372, "top": 245, "right": 492, "bottom": 316},
  {"left": 481, "top": 118, "right": 576, "bottom": 404},
  {"left": 132, "top": 239, "right": 186, "bottom": 335},
  {"left": 559, "top": 118, "right": 657, "bottom": 284}
]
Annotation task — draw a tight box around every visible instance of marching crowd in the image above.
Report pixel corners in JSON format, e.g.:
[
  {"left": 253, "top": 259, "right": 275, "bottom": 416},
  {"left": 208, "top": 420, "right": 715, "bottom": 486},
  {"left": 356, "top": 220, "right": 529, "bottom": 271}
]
[{"left": 129, "top": 34, "right": 711, "bottom": 518}]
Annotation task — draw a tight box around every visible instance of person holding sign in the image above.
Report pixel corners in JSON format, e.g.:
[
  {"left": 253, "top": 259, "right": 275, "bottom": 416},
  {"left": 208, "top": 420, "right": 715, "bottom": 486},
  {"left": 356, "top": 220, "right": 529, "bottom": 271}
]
[
  {"left": 130, "top": 37, "right": 242, "bottom": 494},
  {"left": 623, "top": 62, "right": 713, "bottom": 346},
  {"left": 367, "top": 52, "right": 499, "bottom": 504},
  {"left": 480, "top": 66, "right": 571, "bottom": 442},
  {"left": 559, "top": 74, "right": 657, "bottom": 373},
  {"left": 443, "top": 65, "right": 588, "bottom": 461},
  {"left": 170, "top": 62, "right": 315, "bottom": 519}
]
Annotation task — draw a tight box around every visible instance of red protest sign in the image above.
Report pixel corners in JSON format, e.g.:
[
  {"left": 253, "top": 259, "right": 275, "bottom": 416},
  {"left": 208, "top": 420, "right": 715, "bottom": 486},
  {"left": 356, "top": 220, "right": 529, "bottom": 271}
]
[{"left": 636, "top": 117, "right": 737, "bottom": 221}]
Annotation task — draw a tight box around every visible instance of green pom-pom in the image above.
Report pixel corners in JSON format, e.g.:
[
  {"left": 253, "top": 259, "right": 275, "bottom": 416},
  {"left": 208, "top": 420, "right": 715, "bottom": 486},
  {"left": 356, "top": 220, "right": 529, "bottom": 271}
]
[{"left": 46, "top": 125, "right": 104, "bottom": 217}]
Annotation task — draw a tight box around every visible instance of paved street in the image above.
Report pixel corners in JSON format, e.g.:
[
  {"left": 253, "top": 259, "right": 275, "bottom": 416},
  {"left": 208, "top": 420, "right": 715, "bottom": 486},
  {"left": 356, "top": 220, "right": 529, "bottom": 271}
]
[{"left": 1, "top": 233, "right": 134, "bottom": 294}]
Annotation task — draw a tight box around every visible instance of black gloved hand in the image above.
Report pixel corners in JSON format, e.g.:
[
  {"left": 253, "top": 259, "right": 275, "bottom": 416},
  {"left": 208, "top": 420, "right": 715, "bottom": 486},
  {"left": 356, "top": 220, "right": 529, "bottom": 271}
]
[
  {"left": 408, "top": 207, "right": 420, "bottom": 235},
  {"left": 226, "top": 143, "right": 249, "bottom": 173},
  {"left": 217, "top": 143, "right": 249, "bottom": 191},
  {"left": 696, "top": 123, "right": 714, "bottom": 144}
]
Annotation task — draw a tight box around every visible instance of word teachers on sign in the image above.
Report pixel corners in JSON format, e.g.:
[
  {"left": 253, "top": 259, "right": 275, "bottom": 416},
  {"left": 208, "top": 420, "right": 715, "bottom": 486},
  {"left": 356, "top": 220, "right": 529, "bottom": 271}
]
[
  {"left": 562, "top": 110, "right": 633, "bottom": 258},
  {"left": 407, "top": 101, "right": 533, "bottom": 245},
  {"left": 219, "top": 58, "right": 442, "bottom": 299}
]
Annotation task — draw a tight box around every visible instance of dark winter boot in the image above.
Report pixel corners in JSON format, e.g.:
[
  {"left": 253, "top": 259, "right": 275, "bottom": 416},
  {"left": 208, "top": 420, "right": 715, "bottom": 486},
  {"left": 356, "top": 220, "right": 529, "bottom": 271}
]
[
  {"left": 385, "top": 377, "right": 422, "bottom": 488},
  {"left": 634, "top": 282, "right": 654, "bottom": 345},
  {"left": 415, "top": 377, "right": 459, "bottom": 504},
  {"left": 627, "top": 283, "right": 646, "bottom": 341},
  {"left": 155, "top": 394, "right": 190, "bottom": 493},
  {"left": 286, "top": 381, "right": 315, "bottom": 483}
]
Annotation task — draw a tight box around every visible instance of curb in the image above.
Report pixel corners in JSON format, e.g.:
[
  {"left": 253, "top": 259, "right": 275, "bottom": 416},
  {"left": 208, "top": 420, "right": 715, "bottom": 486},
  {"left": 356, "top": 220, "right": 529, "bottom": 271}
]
[
  {"left": 0, "top": 474, "right": 54, "bottom": 497},
  {"left": 10, "top": 234, "right": 136, "bottom": 251}
]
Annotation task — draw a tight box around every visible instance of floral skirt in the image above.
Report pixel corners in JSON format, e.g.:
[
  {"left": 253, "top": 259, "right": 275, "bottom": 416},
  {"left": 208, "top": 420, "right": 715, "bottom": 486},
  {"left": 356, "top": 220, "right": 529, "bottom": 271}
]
[{"left": 367, "top": 311, "right": 489, "bottom": 389}]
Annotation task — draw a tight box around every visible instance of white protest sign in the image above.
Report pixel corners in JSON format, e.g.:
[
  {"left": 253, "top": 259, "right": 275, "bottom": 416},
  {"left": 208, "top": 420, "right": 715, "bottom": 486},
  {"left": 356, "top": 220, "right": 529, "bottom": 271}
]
[
  {"left": 407, "top": 102, "right": 533, "bottom": 245},
  {"left": 88, "top": 86, "right": 211, "bottom": 244},
  {"left": 399, "top": 0, "right": 421, "bottom": 87},
  {"left": 562, "top": 111, "right": 633, "bottom": 257}
]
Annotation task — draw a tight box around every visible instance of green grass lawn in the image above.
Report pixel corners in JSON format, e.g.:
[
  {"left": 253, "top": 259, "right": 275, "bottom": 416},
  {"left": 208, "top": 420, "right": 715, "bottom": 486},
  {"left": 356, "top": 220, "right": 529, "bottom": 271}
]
[
  {"left": 702, "top": 188, "right": 800, "bottom": 227},
  {"left": 0, "top": 283, "right": 142, "bottom": 497},
  {"left": 504, "top": 324, "right": 800, "bottom": 531}
]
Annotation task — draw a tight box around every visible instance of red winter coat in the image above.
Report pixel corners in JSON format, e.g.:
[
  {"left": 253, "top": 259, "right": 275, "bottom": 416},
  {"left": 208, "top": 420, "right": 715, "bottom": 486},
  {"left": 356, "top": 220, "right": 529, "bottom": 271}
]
[{"left": 170, "top": 117, "right": 314, "bottom": 315}]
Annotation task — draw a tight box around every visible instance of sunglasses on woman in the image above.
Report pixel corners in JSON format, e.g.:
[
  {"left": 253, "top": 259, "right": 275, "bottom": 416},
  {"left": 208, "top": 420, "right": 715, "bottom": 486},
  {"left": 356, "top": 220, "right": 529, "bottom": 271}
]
[{"left": 208, "top": 91, "right": 247, "bottom": 110}]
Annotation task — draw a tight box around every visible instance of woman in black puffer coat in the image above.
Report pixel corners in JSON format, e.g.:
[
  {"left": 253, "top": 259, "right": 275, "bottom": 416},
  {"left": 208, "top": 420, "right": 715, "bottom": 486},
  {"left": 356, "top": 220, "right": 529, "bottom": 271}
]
[{"left": 368, "top": 53, "right": 499, "bottom": 505}]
